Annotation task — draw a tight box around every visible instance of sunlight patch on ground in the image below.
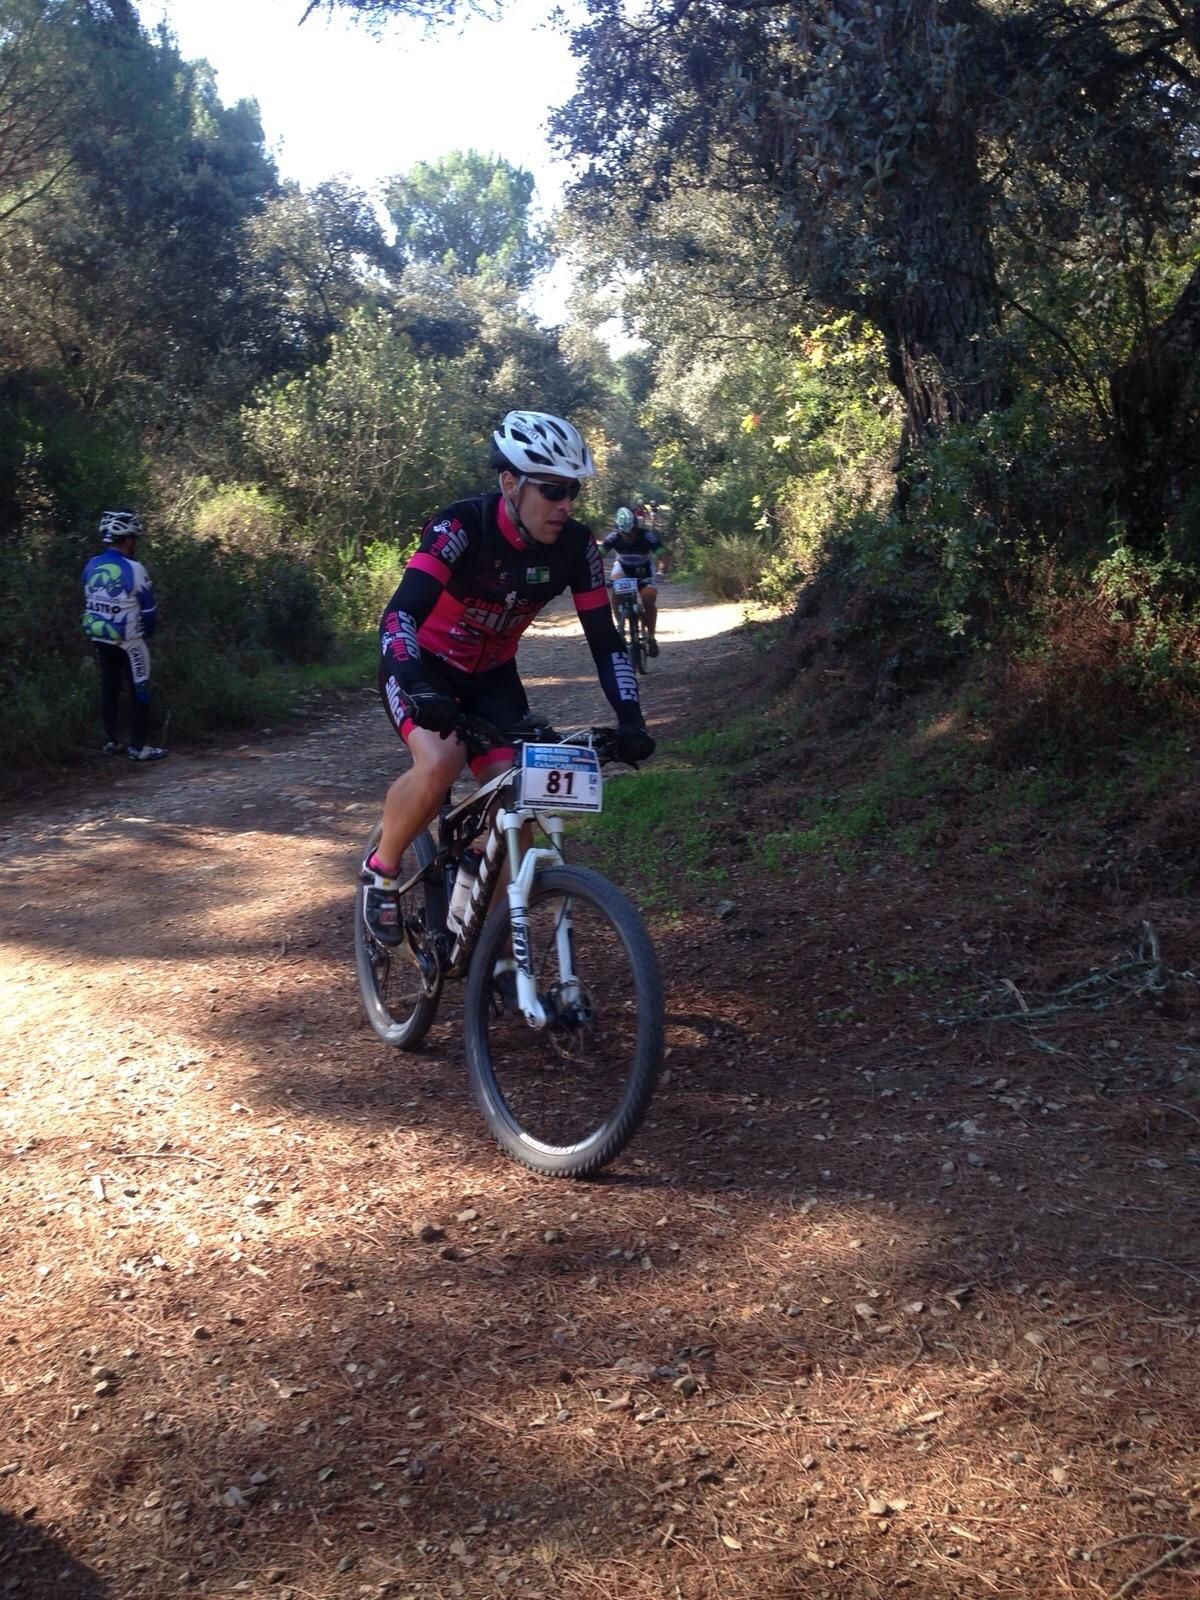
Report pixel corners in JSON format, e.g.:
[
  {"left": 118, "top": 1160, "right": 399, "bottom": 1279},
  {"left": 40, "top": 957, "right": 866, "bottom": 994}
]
[
  {"left": 521, "top": 670, "right": 592, "bottom": 690},
  {"left": 656, "top": 600, "right": 749, "bottom": 641}
]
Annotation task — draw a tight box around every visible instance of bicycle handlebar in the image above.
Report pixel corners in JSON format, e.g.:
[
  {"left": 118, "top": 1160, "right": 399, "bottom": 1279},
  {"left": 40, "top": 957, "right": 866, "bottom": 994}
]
[{"left": 455, "top": 713, "right": 623, "bottom": 766}]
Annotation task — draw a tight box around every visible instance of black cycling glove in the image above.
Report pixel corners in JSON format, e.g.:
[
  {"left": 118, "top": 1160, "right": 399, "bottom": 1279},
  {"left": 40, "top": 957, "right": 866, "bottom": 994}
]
[
  {"left": 616, "top": 723, "right": 656, "bottom": 765},
  {"left": 401, "top": 681, "right": 459, "bottom": 735}
]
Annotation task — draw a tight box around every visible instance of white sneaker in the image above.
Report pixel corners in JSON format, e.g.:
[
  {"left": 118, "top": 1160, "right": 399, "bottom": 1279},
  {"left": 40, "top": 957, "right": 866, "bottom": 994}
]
[{"left": 127, "top": 745, "right": 169, "bottom": 762}]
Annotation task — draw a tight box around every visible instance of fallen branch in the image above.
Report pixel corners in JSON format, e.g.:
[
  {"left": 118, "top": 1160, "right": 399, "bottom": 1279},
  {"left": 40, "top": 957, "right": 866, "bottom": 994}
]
[
  {"left": 937, "top": 922, "right": 1191, "bottom": 1027},
  {"left": 104, "top": 1148, "right": 220, "bottom": 1167},
  {"left": 1091, "top": 1254, "right": 1200, "bottom": 1287},
  {"left": 1104, "top": 1535, "right": 1197, "bottom": 1600}
]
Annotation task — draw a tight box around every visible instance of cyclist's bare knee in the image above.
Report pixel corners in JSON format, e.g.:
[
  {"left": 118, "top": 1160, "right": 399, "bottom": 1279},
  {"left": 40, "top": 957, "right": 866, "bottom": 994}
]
[
  {"left": 407, "top": 728, "right": 466, "bottom": 785},
  {"left": 379, "top": 730, "right": 466, "bottom": 855}
]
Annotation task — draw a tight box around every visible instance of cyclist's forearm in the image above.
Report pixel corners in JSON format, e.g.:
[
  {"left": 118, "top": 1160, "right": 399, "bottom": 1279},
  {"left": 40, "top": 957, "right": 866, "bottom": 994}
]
[
  {"left": 380, "top": 568, "right": 442, "bottom": 677},
  {"left": 580, "top": 605, "right": 642, "bottom": 721}
]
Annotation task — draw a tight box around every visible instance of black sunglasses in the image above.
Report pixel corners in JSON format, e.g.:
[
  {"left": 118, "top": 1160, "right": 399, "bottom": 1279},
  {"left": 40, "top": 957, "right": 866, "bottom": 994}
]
[{"left": 524, "top": 477, "right": 582, "bottom": 503}]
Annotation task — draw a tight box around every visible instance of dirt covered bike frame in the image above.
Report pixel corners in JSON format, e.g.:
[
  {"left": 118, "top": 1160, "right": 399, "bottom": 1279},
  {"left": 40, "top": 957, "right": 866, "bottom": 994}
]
[{"left": 355, "top": 715, "right": 664, "bottom": 1178}]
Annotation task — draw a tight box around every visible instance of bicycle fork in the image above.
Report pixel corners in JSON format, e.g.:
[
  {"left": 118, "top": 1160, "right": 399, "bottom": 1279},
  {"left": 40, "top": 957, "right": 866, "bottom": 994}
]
[{"left": 500, "top": 811, "right": 572, "bottom": 1029}]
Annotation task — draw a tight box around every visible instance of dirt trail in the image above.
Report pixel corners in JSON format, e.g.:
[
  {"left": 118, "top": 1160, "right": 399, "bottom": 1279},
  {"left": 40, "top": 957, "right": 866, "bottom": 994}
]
[
  {"left": 2, "top": 581, "right": 1198, "bottom": 1600},
  {"left": 0, "top": 582, "right": 761, "bottom": 1598},
  {"left": 0, "top": 578, "right": 745, "bottom": 1057},
  {"left": 0, "top": 578, "right": 749, "bottom": 1194}
]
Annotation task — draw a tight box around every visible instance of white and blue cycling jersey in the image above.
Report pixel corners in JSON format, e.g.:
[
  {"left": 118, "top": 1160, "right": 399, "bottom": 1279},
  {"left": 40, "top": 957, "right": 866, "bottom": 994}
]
[{"left": 82, "top": 551, "right": 157, "bottom": 646}]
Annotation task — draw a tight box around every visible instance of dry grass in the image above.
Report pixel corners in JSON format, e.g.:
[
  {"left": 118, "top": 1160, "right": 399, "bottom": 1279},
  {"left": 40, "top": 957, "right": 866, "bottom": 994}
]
[{"left": 993, "top": 578, "right": 1200, "bottom": 767}]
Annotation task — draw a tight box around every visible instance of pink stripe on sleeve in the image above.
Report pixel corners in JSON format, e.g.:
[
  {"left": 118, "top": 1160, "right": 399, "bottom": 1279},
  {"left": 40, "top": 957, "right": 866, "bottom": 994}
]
[
  {"left": 573, "top": 587, "right": 610, "bottom": 613},
  {"left": 409, "top": 552, "right": 451, "bottom": 583}
]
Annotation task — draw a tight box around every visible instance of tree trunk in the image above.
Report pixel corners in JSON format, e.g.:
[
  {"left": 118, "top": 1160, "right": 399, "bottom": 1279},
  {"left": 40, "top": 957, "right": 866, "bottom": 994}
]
[
  {"left": 876, "top": 135, "right": 1004, "bottom": 453},
  {"left": 1109, "top": 259, "right": 1200, "bottom": 553},
  {"left": 868, "top": 128, "right": 1003, "bottom": 523}
]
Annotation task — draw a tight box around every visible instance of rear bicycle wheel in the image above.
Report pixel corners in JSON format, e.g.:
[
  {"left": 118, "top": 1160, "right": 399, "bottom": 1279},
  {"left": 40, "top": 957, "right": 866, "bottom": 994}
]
[
  {"left": 464, "top": 865, "right": 663, "bottom": 1177},
  {"left": 354, "top": 824, "right": 443, "bottom": 1048}
]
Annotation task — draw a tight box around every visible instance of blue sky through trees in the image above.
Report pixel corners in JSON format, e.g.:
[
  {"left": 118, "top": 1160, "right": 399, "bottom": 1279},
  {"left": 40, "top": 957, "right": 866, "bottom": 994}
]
[{"left": 136, "top": 0, "right": 580, "bottom": 319}]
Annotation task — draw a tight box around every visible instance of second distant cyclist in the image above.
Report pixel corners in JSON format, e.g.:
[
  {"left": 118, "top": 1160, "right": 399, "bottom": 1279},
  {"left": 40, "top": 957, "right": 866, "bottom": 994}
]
[{"left": 603, "top": 505, "right": 666, "bottom": 657}]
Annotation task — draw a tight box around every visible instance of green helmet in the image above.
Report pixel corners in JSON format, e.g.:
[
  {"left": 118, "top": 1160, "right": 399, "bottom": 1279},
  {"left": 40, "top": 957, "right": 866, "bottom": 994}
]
[{"left": 614, "top": 507, "right": 634, "bottom": 533}]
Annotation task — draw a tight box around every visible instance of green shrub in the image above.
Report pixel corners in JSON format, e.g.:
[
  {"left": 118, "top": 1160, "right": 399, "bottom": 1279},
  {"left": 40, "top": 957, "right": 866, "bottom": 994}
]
[
  {"left": 192, "top": 482, "right": 293, "bottom": 557},
  {"left": 325, "top": 538, "right": 409, "bottom": 632},
  {"left": 695, "top": 531, "right": 770, "bottom": 600},
  {"left": 3, "top": 507, "right": 342, "bottom": 770},
  {"left": 257, "top": 558, "right": 333, "bottom": 663},
  {"left": 988, "top": 551, "right": 1200, "bottom": 768}
]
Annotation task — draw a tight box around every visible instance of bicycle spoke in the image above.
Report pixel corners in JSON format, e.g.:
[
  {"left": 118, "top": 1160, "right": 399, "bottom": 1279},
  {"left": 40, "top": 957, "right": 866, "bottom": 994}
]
[
  {"left": 355, "top": 830, "right": 442, "bottom": 1048},
  {"left": 466, "top": 866, "right": 661, "bottom": 1174}
]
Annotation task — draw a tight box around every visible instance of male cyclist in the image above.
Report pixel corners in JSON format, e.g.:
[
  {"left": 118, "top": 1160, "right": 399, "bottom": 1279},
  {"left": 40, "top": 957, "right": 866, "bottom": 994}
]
[
  {"left": 603, "top": 505, "right": 666, "bottom": 656},
  {"left": 81, "top": 511, "right": 169, "bottom": 762},
  {"left": 362, "top": 411, "right": 656, "bottom": 945}
]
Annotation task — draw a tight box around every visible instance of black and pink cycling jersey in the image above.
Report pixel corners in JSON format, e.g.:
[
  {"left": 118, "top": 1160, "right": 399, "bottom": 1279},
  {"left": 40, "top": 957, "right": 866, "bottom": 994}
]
[{"left": 380, "top": 492, "right": 642, "bottom": 731}]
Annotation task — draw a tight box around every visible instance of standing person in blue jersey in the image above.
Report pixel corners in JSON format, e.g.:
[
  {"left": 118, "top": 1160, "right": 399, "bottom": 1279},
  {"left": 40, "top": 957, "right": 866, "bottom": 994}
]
[
  {"left": 361, "top": 410, "right": 655, "bottom": 946},
  {"left": 81, "top": 511, "right": 169, "bottom": 763},
  {"left": 603, "top": 504, "right": 667, "bottom": 656}
]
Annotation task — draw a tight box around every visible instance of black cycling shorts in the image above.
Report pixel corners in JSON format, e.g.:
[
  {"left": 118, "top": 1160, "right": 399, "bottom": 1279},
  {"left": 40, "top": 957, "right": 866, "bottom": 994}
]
[{"left": 379, "top": 656, "right": 529, "bottom": 775}]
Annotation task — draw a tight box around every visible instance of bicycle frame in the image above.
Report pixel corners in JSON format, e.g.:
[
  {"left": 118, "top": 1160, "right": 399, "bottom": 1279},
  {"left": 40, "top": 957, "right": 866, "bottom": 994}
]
[
  {"left": 394, "top": 759, "right": 575, "bottom": 1029},
  {"left": 615, "top": 588, "right": 644, "bottom": 628}
]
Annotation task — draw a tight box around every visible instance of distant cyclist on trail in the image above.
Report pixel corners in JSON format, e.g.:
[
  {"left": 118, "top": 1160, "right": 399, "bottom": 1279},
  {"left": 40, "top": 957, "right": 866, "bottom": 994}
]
[
  {"left": 81, "top": 511, "right": 169, "bottom": 763},
  {"left": 603, "top": 504, "right": 667, "bottom": 657},
  {"left": 361, "top": 410, "right": 656, "bottom": 946}
]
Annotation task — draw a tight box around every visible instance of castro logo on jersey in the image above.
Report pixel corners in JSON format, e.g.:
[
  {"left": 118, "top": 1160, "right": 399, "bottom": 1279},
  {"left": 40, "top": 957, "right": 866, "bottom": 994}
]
[{"left": 584, "top": 539, "right": 605, "bottom": 591}]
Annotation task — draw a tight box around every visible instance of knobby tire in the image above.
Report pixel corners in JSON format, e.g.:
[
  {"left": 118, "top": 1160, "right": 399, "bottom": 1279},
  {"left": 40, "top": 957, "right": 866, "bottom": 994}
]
[
  {"left": 623, "top": 601, "right": 647, "bottom": 675},
  {"left": 354, "top": 824, "right": 443, "bottom": 1049},
  {"left": 463, "top": 865, "right": 663, "bottom": 1178}
]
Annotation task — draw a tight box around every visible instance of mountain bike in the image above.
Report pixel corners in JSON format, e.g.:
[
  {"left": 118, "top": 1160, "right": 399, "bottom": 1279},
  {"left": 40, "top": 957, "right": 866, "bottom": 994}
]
[
  {"left": 354, "top": 717, "right": 664, "bottom": 1178},
  {"left": 611, "top": 576, "right": 650, "bottom": 674}
]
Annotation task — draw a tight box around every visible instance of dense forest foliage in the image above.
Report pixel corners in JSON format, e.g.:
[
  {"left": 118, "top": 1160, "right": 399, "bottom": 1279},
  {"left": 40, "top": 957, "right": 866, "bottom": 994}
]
[{"left": 4, "top": 0, "right": 1199, "bottom": 768}]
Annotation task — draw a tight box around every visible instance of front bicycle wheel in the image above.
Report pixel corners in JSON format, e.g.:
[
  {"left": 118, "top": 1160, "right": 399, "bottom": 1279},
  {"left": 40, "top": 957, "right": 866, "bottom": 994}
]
[
  {"left": 354, "top": 825, "right": 443, "bottom": 1049},
  {"left": 617, "top": 601, "right": 631, "bottom": 653},
  {"left": 628, "top": 608, "right": 647, "bottom": 675},
  {"left": 463, "top": 865, "right": 663, "bottom": 1177}
]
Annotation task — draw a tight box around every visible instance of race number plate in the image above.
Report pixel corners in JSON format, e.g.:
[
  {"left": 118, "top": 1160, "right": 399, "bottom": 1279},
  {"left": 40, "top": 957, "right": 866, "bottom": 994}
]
[
  {"left": 519, "top": 744, "right": 603, "bottom": 812},
  {"left": 612, "top": 576, "right": 639, "bottom": 595}
]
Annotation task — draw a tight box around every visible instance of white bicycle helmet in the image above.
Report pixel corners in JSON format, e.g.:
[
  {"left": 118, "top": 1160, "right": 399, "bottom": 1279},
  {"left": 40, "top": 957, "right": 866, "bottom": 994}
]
[
  {"left": 614, "top": 507, "right": 634, "bottom": 532},
  {"left": 491, "top": 411, "right": 595, "bottom": 479},
  {"left": 99, "top": 510, "right": 145, "bottom": 544}
]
